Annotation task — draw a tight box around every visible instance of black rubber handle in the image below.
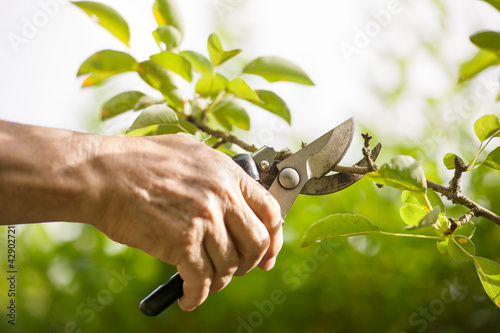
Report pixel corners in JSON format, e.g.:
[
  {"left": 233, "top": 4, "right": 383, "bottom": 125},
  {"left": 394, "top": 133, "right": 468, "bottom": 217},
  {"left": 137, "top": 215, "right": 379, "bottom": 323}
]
[
  {"left": 140, "top": 154, "right": 259, "bottom": 316},
  {"left": 140, "top": 272, "right": 183, "bottom": 316}
]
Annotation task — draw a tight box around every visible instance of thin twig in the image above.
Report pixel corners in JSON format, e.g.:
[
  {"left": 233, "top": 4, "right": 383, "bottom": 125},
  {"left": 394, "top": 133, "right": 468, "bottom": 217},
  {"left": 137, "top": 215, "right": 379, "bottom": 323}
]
[
  {"left": 212, "top": 139, "right": 226, "bottom": 150},
  {"left": 446, "top": 210, "right": 475, "bottom": 235},
  {"left": 187, "top": 116, "right": 258, "bottom": 153},
  {"left": 332, "top": 165, "right": 372, "bottom": 174},
  {"left": 361, "top": 133, "right": 377, "bottom": 171}
]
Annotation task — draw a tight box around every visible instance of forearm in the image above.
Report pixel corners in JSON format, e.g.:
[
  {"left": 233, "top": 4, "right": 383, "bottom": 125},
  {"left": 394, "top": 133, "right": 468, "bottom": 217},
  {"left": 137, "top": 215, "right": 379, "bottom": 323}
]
[{"left": 0, "top": 120, "right": 104, "bottom": 225}]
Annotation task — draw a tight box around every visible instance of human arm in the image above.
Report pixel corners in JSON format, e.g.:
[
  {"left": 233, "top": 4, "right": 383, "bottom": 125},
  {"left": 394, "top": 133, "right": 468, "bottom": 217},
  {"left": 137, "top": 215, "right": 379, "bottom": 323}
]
[{"left": 0, "top": 120, "right": 283, "bottom": 311}]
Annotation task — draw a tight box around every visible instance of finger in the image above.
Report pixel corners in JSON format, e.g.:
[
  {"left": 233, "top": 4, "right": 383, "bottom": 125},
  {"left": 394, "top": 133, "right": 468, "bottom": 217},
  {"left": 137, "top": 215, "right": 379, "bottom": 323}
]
[
  {"left": 177, "top": 243, "right": 213, "bottom": 311},
  {"left": 204, "top": 220, "right": 239, "bottom": 293},
  {"left": 224, "top": 202, "right": 270, "bottom": 276},
  {"left": 240, "top": 177, "right": 283, "bottom": 269},
  {"left": 258, "top": 220, "right": 283, "bottom": 271}
]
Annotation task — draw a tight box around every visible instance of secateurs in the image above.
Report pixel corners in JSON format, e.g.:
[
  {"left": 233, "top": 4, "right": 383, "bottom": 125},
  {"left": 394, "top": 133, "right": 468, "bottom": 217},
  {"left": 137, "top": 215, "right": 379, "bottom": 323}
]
[{"left": 140, "top": 117, "right": 381, "bottom": 316}]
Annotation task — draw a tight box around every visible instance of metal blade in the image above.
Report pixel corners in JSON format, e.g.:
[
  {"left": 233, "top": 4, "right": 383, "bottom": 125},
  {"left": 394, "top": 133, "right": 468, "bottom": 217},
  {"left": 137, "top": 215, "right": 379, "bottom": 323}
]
[
  {"left": 301, "top": 143, "right": 382, "bottom": 195},
  {"left": 267, "top": 118, "right": 355, "bottom": 218},
  {"left": 307, "top": 118, "right": 354, "bottom": 179}
]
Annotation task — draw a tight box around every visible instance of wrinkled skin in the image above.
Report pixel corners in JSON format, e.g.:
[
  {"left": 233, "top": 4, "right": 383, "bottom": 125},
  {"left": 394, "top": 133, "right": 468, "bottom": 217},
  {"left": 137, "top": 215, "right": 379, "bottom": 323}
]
[{"left": 0, "top": 121, "right": 283, "bottom": 311}]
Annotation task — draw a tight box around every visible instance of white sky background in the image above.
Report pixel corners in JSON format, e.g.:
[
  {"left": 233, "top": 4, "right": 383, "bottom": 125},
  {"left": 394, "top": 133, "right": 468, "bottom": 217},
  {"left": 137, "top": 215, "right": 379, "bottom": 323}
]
[{"left": 0, "top": 0, "right": 499, "bottom": 155}]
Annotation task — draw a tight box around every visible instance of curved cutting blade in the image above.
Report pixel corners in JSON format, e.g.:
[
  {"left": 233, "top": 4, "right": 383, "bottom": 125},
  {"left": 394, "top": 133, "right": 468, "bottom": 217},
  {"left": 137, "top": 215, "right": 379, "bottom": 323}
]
[
  {"left": 268, "top": 118, "right": 355, "bottom": 218},
  {"left": 301, "top": 143, "right": 382, "bottom": 195}
]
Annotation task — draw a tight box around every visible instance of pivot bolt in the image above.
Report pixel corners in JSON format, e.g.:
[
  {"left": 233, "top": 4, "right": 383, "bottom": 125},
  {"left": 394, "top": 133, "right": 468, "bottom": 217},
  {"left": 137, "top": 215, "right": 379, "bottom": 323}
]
[
  {"left": 279, "top": 168, "right": 300, "bottom": 189},
  {"left": 259, "top": 160, "right": 270, "bottom": 171}
]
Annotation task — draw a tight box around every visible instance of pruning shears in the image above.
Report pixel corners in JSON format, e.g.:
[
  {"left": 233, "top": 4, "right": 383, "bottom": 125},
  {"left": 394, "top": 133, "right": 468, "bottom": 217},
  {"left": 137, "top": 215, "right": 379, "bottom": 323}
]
[{"left": 140, "top": 117, "right": 381, "bottom": 316}]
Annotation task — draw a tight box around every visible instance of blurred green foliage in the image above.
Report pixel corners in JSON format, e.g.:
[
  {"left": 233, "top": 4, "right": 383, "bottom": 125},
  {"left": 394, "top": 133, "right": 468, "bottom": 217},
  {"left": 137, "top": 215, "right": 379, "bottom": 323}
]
[{"left": 2, "top": 155, "right": 500, "bottom": 332}]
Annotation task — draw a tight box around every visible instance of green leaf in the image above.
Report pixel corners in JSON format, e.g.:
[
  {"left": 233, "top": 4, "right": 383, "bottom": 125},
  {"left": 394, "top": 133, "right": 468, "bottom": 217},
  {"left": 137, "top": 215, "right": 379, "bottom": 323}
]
[
  {"left": 133, "top": 95, "right": 165, "bottom": 111},
  {"left": 153, "top": 25, "right": 182, "bottom": 51},
  {"left": 207, "top": 33, "right": 242, "bottom": 67},
  {"left": 127, "top": 104, "right": 178, "bottom": 133},
  {"left": 367, "top": 156, "right": 427, "bottom": 193},
  {"left": 448, "top": 236, "right": 475, "bottom": 262},
  {"left": 195, "top": 73, "right": 229, "bottom": 98},
  {"left": 101, "top": 91, "right": 145, "bottom": 120},
  {"left": 136, "top": 61, "right": 182, "bottom": 107},
  {"left": 483, "top": 146, "right": 500, "bottom": 170},
  {"left": 474, "top": 114, "right": 500, "bottom": 142},
  {"left": 470, "top": 31, "right": 500, "bottom": 53},
  {"left": 137, "top": 60, "right": 174, "bottom": 90},
  {"left": 153, "top": 0, "right": 184, "bottom": 37},
  {"left": 154, "top": 120, "right": 198, "bottom": 135},
  {"left": 211, "top": 97, "right": 250, "bottom": 131},
  {"left": 301, "top": 214, "right": 380, "bottom": 248},
  {"left": 77, "top": 50, "right": 138, "bottom": 87},
  {"left": 179, "top": 51, "right": 213, "bottom": 74},
  {"left": 454, "top": 222, "right": 476, "bottom": 239},
  {"left": 159, "top": 82, "right": 183, "bottom": 109},
  {"left": 250, "top": 90, "right": 291, "bottom": 125},
  {"left": 404, "top": 206, "right": 441, "bottom": 231},
  {"left": 400, "top": 190, "right": 445, "bottom": 227},
  {"left": 125, "top": 125, "right": 158, "bottom": 136},
  {"left": 473, "top": 256, "right": 500, "bottom": 307},
  {"left": 150, "top": 51, "right": 193, "bottom": 82},
  {"left": 206, "top": 112, "right": 231, "bottom": 132},
  {"left": 243, "top": 56, "right": 314, "bottom": 85},
  {"left": 437, "top": 239, "right": 449, "bottom": 255},
  {"left": 154, "top": 124, "right": 184, "bottom": 135},
  {"left": 72, "top": 1, "right": 130, "bottom": 46},
  {"left": 483, "top": 0, "right": 500, "bottom": 12},
  {"left": 443, "top": 153, "right": 465, "bottom": 170},
  {"left": 227, "top": 78, "right": 260, "bottom": 103},
  {"left": 458, "top": 49, "right": 500, "bottom": 82}
]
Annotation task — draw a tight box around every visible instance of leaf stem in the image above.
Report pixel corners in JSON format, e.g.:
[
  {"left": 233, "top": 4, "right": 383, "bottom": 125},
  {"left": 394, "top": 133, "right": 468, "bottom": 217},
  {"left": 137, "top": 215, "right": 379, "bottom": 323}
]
[
  {"left": 379, "top": 231, "right": 444, "bottom": 240},
  {"left": 468, "top": 143, "right": 484, "bottom": 171},
  {"left": 423, "top": 193, "right": 433, "bottom": 211},
  {"left": 468, "top": 129, "right": 500, "bottom": 170}
]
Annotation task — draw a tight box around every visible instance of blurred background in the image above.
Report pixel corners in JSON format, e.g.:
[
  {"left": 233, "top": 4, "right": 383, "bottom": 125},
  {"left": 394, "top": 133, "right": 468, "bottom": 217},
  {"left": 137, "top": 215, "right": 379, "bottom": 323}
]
[{"left": 1, "top": 0, "right": 500, "bottom": 332}]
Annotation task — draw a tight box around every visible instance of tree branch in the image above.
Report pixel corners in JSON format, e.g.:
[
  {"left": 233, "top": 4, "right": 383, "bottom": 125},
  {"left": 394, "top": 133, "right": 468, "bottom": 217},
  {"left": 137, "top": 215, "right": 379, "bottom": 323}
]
[
  {"left": 187, "top": 116, "right": 258, "bottom": 153},
  {"left": 187, "top": 121, "right": 500, "bottom": 228},
  {"left": 332, "top": 165, "right": 372, "bottom": 174},
  {"left": 427, "top": 180, "right": 500, "bottom": 227}
]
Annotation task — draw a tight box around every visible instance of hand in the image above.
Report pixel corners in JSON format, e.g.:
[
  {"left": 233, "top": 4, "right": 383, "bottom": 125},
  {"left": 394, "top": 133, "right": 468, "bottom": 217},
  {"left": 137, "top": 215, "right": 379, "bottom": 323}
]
[{"left": 92, "top": 134, "right": 283, "bottom": 311}]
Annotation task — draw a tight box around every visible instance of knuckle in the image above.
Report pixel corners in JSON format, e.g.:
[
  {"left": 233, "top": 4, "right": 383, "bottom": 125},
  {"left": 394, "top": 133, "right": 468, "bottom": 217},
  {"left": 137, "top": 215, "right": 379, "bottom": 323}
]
[
  {"left": 241, "top": 228, "right": 270, "bottom": 264},
  {"left": 264, "top": 195, "right": 281, "bottom": 223},
  {"left": 210, "top": 274, "right": 233, "bottom": 293}
]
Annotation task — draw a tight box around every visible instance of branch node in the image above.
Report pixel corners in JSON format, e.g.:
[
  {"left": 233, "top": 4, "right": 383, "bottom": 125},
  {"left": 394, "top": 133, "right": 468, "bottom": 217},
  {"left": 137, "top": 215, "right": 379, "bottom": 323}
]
[
  {"left": 445, "top": 210, "right": 475, "bottom": 236},
  {"left": 448, "top": 156, "right": 467, "bottom": 194},
  {"left": 361, "top": 133, "right": 377, "bottom": 172}
]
